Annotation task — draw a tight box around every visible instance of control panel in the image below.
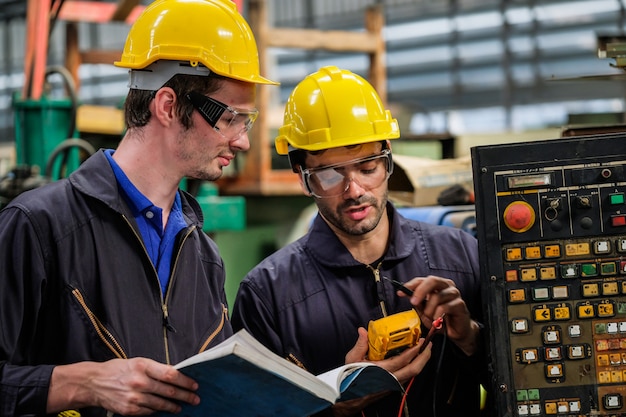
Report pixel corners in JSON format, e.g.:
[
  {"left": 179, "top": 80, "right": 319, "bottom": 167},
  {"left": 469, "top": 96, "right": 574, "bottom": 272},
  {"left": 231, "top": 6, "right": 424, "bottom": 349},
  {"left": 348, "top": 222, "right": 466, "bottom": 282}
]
[{"left": 472, "top": 133, "right": 626, "bottom": 417}]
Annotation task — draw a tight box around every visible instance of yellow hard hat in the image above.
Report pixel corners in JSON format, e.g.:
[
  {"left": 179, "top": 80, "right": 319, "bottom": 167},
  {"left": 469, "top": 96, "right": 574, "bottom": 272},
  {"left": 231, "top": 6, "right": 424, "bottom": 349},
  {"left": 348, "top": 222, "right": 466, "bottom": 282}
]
[
  {"left": 114, "top": 0, "right": 278, "bottom": 88},
  {"left": 275, "top": 66, "right": 399, "bottom": 155}
]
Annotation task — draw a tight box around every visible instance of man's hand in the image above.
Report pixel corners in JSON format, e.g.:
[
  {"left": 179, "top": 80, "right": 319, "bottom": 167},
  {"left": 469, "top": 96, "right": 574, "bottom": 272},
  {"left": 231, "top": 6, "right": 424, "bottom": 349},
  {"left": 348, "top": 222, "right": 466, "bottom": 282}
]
[
  {"left": 47, "top": 358, "right": 200, "bottom": 415},
  {"left": 345, "top": 327, "right": 431, "bottom": 384},
  {"left": 402, "top": 275, "right": 481, "bottom": 356}
]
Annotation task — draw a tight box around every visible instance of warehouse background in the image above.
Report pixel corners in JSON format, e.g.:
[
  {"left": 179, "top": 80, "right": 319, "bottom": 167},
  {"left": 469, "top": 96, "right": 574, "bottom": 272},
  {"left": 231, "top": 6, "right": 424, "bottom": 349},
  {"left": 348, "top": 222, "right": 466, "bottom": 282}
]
[{"left": 0, "top": 0, "right": 625, "bottom": 147}]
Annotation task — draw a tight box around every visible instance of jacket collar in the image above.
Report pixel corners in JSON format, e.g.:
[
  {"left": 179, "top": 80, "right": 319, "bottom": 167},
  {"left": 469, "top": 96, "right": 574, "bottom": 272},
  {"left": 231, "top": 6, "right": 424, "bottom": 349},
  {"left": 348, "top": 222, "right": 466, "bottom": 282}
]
[
  {"left": 305, "top": 202, "right": 417, "bottom": 267},
  {"left": 68, "top": 150, "right": 204, "bottom": 228}
]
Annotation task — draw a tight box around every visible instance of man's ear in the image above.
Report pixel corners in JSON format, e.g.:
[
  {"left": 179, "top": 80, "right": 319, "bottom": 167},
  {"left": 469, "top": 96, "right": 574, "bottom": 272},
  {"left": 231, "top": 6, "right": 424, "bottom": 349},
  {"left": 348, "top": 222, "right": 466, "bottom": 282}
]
[{"left": 152, "top": 87, "right": 177, "bottom": 127}]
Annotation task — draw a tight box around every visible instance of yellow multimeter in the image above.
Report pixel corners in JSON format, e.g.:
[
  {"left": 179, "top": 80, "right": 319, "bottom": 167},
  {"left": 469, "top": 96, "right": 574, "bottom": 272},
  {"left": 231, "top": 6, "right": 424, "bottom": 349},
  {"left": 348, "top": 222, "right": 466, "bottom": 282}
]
[{"left": 367, "top": 309, "right": 421, "bottom": 361}]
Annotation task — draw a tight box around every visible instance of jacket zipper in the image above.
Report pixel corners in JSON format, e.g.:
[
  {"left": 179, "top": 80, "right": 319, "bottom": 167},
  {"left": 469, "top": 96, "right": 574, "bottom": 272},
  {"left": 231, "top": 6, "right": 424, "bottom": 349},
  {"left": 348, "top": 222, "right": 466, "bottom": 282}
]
[
  {"left": 71, "top": 288, "right": 127, "bottom": 359},
  {"left": 198, "top": 304, "right": 228, "bottom": 353},
  {"left": 121, "top": 214, "right": 177, "bottom": 363},
  {"left": 366, "top": 261, "right": 388, "bottom": 317}
]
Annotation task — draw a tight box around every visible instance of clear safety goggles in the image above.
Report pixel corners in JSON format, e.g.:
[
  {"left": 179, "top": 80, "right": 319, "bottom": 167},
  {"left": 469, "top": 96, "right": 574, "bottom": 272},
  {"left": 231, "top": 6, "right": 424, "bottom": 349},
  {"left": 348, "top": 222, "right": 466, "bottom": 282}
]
[
  {"left": 301, "top": 149, "right": 393, "bottom": 198},
  {"left": 186, "top": 91, "right": 259, "bottom": 140}
]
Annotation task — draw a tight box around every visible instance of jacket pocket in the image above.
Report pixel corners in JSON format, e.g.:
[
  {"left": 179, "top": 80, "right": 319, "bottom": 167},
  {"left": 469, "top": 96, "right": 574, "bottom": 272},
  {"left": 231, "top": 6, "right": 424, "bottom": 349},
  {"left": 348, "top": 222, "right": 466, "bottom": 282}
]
[{"left": 71, "top": 287, "right": 127, "bottom": 359}]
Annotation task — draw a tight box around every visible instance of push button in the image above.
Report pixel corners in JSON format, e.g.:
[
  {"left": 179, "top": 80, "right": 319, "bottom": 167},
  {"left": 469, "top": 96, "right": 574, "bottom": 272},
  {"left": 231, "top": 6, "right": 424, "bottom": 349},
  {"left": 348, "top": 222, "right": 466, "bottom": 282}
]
[{"left": 611, "top": 215, "right": 626, "bottom": 227}]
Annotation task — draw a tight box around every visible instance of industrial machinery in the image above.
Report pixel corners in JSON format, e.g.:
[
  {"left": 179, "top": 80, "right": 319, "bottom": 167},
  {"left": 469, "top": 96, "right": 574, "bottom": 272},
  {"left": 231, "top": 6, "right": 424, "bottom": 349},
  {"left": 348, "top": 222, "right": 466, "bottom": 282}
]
[{"left": 473, "top": 133, "right": 626, "bottom": 416}]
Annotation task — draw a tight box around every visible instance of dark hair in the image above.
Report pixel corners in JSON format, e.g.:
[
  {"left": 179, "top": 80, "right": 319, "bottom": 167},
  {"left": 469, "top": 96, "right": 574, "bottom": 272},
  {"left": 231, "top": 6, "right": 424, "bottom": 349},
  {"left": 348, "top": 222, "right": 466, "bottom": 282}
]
[{"left": 123, "top": 73, "right": 225, "bottom": 129}]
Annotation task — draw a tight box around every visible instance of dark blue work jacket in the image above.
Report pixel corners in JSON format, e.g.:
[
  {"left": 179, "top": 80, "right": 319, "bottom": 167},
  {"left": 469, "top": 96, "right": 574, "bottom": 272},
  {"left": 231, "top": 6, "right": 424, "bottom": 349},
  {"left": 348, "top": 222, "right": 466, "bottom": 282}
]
[
  {"left": 232, "top": 203, "right": 486, "bottom": 417},
  {"left": 0, "top": 151, "right": 232, "bottom": 416}
]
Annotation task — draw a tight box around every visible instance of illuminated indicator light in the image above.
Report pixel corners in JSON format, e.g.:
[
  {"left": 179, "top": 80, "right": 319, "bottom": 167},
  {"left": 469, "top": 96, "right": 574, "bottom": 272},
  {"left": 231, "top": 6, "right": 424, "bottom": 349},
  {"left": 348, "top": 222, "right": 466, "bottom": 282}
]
[
  {"left": 503, "top": 201, "right": 535, "bottom": 233},
  {"left": 610, "top": 193, "right": 625, "bottom": 205},
  {"left": 612, "top": 215, "right": 626, "bottom": 227}
]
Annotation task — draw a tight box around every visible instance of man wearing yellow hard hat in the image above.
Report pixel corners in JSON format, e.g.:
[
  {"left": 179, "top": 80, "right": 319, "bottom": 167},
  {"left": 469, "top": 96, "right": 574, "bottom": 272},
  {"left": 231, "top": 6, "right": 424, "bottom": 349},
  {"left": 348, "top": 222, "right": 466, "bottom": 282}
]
[
  {"left": 0, "top": 1, "right": 277, "bottom": 416},
  {"left": 232, "top": 66, "right": 485, "bottom": 416}
]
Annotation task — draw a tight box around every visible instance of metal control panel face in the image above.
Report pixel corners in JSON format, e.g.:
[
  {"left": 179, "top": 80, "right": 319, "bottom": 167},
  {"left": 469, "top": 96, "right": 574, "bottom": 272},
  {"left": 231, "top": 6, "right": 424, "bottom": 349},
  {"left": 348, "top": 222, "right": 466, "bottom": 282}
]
[{"left": 472, "top": 134, "right": 626, "bottom": 417}]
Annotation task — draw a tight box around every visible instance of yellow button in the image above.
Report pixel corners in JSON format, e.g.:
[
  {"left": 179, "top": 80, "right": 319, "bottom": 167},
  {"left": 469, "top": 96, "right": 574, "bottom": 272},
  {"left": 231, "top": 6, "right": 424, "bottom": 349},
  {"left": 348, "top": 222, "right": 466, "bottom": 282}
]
[
  {"left": 545, "top": 402, "right": 558, "bottom": 414},
  {"left": 534, "top": 307, "right": 551, "bottom": 321},
  {"left": 544, "top": 245, "right": 561, "bottom": 258},
  {"left": 554, "top": 306, "right": 571, "bottom": 320},
  {"left": 578, "top": 304, "right": 595, "bottom": 318},
  {"left": 525, "top": 246, "right": 542, "bottom": 259},
  {"left": 611, "top": 371, "right": 623, "bottom": 383},
  {"left": 540, "top": 266, "right": 557, "bottom": 280},
  {"left": 505, "top": 247, "right": 523, "bottom": 261},
  {"left": 603, "top": 282, "right": 619, "bottom": 295},
  {"left": 598, "top": 303, "right": 615, "bottom": 317},
  {"left": 566, "top": 243, "right": 590, "bottom": 256},
  {"left": 597, "top": 354, "right": 610, "bottom": 366},
  {"left": 509, "top": 289, "right": 526, "bottom": 303},
  {"left": 582, "top": 283, "right": 599, "bottom": 297},
  {"left": 521, "top": 268, "right": 538, "bottom": 282},
  {"left": 598, "top": 371, "right": 612, "bottom": 383}
]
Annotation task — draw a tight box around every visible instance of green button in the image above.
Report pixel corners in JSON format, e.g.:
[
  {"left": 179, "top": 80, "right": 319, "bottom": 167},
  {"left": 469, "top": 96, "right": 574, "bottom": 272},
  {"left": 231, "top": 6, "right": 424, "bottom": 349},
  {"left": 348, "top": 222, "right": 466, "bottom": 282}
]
[
  {"left": 595, "top": 322, "right": 607, "bottom": 334},
  {"left": 527, "top": 389, "right": 540, "bottom": 400},
  {"left": 610, "top": 193, "right": 625, "bottom": 205},
  {"left": 581, "top": 263, "right": 598, "bottom": 277},
  {"left": 517, "top": 389, "right": 529, "bottom": 401}
]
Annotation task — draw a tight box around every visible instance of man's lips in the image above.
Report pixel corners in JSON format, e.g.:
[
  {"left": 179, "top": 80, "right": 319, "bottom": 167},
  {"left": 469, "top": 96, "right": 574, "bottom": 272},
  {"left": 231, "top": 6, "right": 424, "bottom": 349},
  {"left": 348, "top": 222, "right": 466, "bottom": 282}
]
[{"left": 344, "top": 204, "right": 370, "bottom": 221}]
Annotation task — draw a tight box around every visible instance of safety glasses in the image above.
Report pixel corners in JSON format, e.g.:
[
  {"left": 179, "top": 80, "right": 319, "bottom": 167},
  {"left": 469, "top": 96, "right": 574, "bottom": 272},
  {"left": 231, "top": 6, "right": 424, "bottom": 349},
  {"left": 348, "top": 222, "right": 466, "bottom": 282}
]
[
  {"left": 301, "top": 149, "right": 393, "bottom": 198},
  {"left": 186, "top": 91, "right": 259, "bottom": 141}
]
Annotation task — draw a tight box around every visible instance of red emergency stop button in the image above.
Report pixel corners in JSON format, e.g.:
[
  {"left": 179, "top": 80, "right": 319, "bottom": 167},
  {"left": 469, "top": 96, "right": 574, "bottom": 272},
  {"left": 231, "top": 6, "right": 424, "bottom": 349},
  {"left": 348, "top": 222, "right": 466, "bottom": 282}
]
[{"left": 503, "top": 201, "right": 535, "bottom": 233}]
